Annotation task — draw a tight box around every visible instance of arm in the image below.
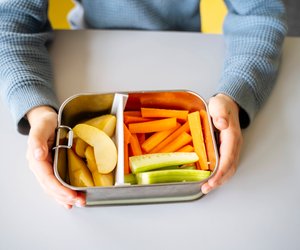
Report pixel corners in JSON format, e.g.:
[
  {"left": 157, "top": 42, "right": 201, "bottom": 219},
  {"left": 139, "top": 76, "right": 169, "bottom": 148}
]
[
  {"left": 0, "top": 0, "right": 84, "bottom": 208},
  {"left": 202, "top": 0, "right": 287, "bottom": 193},
  {"left": 0, "top": 0, "right": 59, "bottom": 134},
  {"left": 219, "top": 0, "right": 287, "bottom": 127}
]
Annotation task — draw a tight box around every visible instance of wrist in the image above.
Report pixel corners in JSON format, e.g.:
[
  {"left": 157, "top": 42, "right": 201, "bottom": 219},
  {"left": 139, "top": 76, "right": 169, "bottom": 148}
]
[
  {"left": 27, "top": 106, "right": 58, "bottom": 127},
  {"left": 214, "top": 93, "right": 240, "bottom": 114}
]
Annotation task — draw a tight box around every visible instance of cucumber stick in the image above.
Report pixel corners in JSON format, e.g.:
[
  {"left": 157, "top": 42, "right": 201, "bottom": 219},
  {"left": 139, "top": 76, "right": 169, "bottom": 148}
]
[
  {"left": 129, "top": 152, "right": 199, "bottom": 174},
  {"left": 136, "top": 169, "right": 211, "bottom": 185},
  {"left": 124, "top": 174, "right": 137, "bottom": 185},
  {"left": 155, "top": 164, "right": 196, "bottom": 171}
]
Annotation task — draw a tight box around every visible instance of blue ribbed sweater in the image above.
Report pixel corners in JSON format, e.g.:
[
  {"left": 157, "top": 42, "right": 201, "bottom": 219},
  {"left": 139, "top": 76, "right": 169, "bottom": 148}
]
[{"left": 0, "top": 0, "right": 287, "bottom": 134}]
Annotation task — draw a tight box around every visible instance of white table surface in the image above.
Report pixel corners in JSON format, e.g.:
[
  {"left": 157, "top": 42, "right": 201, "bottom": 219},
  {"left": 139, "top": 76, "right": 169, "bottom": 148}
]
[{"left": 0, "top": 30, "right": 299, "bottom": 250}]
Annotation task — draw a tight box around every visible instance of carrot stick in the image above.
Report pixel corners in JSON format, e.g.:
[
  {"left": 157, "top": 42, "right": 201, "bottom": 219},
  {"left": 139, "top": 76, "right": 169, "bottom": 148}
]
[
  {"left": 149, "top": 121, "right": 190, "bottom": 153},
  {"left": 141, "top": 123, "right": 180, "bottom": 153},
  {"left": 200, "top": 110, "right": 217, "bottom": 171},
  {"left": 128, "top": 143, "right": 133, "bottom": 157},
  {"left": 124, "top": 116, "right": 153, "bottom": 124},
  {"left": 141, "top": 108, "right": 189, "bottom": 121},
  {"left": 188, "top": 111, "right": 209, "bottom": 170},
  {"left": 124, "top": 142, "right": 130, "bottom": 174},
  {"left": 176, "top": 144, "right": 194, "bottom": 153},
  {"left": 129, "top": 133, "right": 143, "bottom": 156},
  {"left": 123, "top": 123, "right": 132, "bottom": 145},
  {"left": 136, "top": 133, "right": 146, "bottom": 145},
  {"left": 128, "top": 117, "right": 177, "bottom": 134},
  {"left": 123, "top": 124, "right": 132, "bottom": 174},
  {"left": 159, "top": 132, "right": 192, "bottom": 153},
  {"left": 124, "top": 111, "right": 141, "bottom": 117}
]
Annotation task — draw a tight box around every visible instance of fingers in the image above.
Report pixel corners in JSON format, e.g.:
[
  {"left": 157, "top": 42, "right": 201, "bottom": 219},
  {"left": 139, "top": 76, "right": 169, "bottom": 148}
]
[
  {"left": 202, "top": 94, "right": 242, "bottom": 194},
  {"left": 201, "top": 137, "right": 241, "bottom": 194},
  {"left": 202, "top": 128, "right": 242, "bottom": 193},
  {"left": 26, "top": 149, "right": 86, "bottom": 208}
]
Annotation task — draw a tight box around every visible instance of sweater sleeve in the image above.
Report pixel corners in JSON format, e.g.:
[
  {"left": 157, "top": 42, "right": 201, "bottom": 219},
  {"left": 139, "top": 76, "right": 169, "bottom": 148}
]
[
  {"left": 0, "top": 0, "right": 59, "bottom": 135},
  {"left": 218, "top": 0, "right": 287, "bottom": 128}
]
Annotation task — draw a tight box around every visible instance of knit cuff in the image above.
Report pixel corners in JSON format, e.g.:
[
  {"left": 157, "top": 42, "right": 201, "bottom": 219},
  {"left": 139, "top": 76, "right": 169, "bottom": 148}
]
[
  {"left": 216, "top": 77, "right": 257, "bottom": 128},
  {"left": 7, "top": 83, "right": 59, "bottom": 135}
]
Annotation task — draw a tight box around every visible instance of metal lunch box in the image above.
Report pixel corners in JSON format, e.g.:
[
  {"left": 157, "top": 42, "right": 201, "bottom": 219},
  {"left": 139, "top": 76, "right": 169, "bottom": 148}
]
[{"left": 53, "top": 90, "right": 219, "bottom": 205}]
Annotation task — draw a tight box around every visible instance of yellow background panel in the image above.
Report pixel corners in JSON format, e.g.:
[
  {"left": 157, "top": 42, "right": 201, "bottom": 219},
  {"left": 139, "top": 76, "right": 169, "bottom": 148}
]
[
  {"left": 48, "top": 0, "right": 74, "bottom": 29},
  {"left": 200, "top": 0, "right": 227, "bottom": 34},
  {"left": 48, "top": 0, "right": 227, "bottom": 33}
]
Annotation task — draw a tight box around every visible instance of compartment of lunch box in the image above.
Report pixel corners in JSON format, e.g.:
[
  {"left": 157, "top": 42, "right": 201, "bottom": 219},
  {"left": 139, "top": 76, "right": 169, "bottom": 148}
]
[
  {"left": 123, "top": 91, "right": 218, "bottom": 175},
  {"left": 53, "top": 93, "right": 118, "bottom": 189}
]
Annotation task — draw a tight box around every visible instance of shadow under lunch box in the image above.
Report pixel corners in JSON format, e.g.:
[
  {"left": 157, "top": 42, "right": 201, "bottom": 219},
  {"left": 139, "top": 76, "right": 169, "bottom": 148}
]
[{"left": 53, "top": 90, "right": 219, "bottom": 205}]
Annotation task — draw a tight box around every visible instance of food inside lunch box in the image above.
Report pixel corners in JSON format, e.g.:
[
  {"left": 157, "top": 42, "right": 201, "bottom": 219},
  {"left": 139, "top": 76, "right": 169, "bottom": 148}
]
[
  {"left": 123, "top": 108, "right": 215, "bottom": 185},
  {"left": 66, "top": 105, "right": 215, "bottom": 187},
  {"left": 67, "top": 114, "right": 118, "bottom": 187}
]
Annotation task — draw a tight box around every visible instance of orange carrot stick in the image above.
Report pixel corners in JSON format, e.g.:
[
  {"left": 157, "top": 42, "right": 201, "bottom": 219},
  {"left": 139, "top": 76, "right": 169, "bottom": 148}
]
[
  {"left": 200, "top": 110, "right": 217, "bottom": 171},
  {"left": 123, "top": 123, "right": 132, "bottom": 145},
  {"left": 123, "top": 124, "right": 132, "bottom": 174},
  {"left": 136, "top": 133, "right": 146, "bottom": 145},
  {"left": 124, "top": 116, "right": 153, "bottom": 124},
  {"left": 176, "top": 144, "right": 194, "bottom": 153},
  {"left": 128, "top": 117, "right": 177, "bottom": 134},
  {"left": 159, "top": 131, "right": 192, "bottom": 153},
  {"left": 141, "top": 123, "right": 180, "bottom": 153},
  {"left": 123, "top": 111, "right": 141, "bottom": 117},
  {"left": 124, "top": 142, "right": 130, "bottom": 174},
  {"left": 141, "top": 108, "right": 189, "bottom": 121},
  {"left": 188, "top": 111, "right": 209, "bottom": 170},
  {"left": 129, "top": 133, "right": 143, "bottom": 156},
  {"left": 149, "top": 121, "right": 190, "bottom": 153}
]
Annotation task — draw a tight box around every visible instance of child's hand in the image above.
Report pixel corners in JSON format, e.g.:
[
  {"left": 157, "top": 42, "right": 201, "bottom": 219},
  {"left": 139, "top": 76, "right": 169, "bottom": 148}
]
[
  {"left": 201, "top": 94, "right": 243, "bottom": 194},
  {"left": 26, "top": 106, "right": 85, "bottom": 209}
]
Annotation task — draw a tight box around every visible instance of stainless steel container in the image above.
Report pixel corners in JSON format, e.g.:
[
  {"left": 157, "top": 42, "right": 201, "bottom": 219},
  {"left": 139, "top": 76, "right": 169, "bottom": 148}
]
[{"left": 53, "top": 90, "right": 219, "bottom": 205}]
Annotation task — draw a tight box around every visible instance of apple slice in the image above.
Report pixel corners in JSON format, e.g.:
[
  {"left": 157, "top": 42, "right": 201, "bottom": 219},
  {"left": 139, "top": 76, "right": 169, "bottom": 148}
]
[
  {"left": 85, "top": 146, "right": 114, "bottom": 186},
  {"left": 73, "top": 137, "right": 88, "bottom": 158},
  {"left": 84, "top": 114, "right": 116, "bottom": 138},
  {"left": 92, "top": 171, "right": 114, "bottom": 186},
  {"left": 67, "top": 148, "right": 94, "bottom": 187},
  {"left": 73, "top": 124, "right": 117, "bottom": 174}
]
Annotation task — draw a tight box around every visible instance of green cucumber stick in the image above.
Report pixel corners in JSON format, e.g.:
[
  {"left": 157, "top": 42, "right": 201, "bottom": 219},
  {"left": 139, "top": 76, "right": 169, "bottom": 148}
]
[
  {"left": 136, "top": 169, "right": 211, "bottom": 185},
  {"left": 179, "top": 164, "right": 196, "bottom": 170},
  {"left": 124, "top": 173, "right": 137, "bottom": 185},
  {"left": 129, "top": 152, "right": 199, "bottom": 174},
  {"left": 155, "top": 164, "right": 196, "bottom": 171},
  {"left": 154, "top": 165, "right": 180, "bottom": 171}
]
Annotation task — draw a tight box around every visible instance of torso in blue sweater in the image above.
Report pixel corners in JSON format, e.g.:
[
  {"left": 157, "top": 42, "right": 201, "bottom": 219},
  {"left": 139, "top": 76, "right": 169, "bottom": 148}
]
[
  {"left": 0, "top": 0, "right": 287, "bottom": 133},
  {"left": 80, "top": 0, "right": 200, "bottom": 31}
]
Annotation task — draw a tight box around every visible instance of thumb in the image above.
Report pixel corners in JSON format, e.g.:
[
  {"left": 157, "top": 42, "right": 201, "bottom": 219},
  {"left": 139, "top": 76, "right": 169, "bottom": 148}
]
[
  {"left": 208, "top": 95, "right": 231, "bottom": 131},
  {"left": 27, "top": 107, "right": 58, "bottom": 161},
  {"left": 28, "top": 126, "right": 51, "bottom": 161},
  {"left": 28, "top": 121, "right": 57, "bottom": 162}
]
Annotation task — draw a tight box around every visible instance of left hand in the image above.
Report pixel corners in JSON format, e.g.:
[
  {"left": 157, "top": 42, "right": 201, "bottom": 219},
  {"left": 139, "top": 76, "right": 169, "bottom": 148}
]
[
  {"left": 201, "top": 94, "right": 243, "bottom": 194},
  {"left": 26, "top": 106, "right": 85, "bottom": 209}
]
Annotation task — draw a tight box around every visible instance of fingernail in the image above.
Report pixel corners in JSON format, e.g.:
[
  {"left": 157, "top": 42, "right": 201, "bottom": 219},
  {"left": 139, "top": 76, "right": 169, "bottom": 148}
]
[
  {"left": 75, "top": 200, "right": 84, "bottom": 208},
  {"left": 34, "top": 148, "right": 44, "bottom": 160},
  {"left": 217, "top": 117, "right": 228, "bottom": 127},
  {"left": 64, "top": 204, "right": 72, "bottom": 210},
  {"left": 202, "top": 186, "right": 211, "bottom": 194}
]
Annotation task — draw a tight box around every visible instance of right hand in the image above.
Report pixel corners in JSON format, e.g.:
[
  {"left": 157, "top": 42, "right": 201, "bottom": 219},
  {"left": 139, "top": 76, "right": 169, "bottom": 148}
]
[
  {"left": 201, "top": 94, "right": 243, "bottom": 194},
  {"left": 26, "top": 106, "right": 85, "bottom": 209}
]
